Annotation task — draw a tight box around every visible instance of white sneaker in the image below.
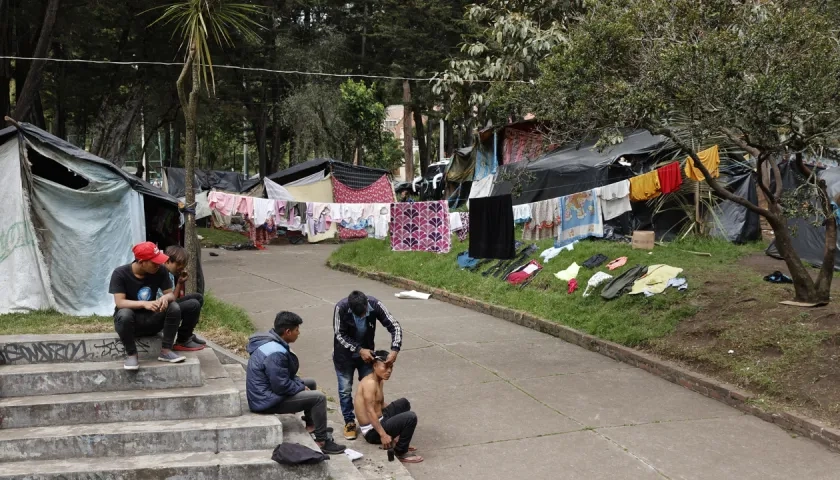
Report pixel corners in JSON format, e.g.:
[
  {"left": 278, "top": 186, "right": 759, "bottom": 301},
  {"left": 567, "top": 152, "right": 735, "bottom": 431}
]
[
  {"left": 157, "top": 351, "right": 186, "bottom": 363},
  {"left": 124, "top": 355, "right": 140, "bottom": 370}
]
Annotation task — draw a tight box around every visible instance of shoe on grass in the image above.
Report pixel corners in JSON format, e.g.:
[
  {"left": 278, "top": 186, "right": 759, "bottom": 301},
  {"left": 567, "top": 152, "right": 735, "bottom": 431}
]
[
  {"left": 317, "top": 439, "right": 346, "bottom": 455},
  {"left": 124, "top": 355, "right": 139, "bottom": 371},
  {"left": 344, "top": 422, "right": 357, "bottom": 440},
  {"left": 173, "top": 338, "right": 206, "bottom": 351},
  {"left": 158, "top": 351, "right": 187, "bottom": 363}
]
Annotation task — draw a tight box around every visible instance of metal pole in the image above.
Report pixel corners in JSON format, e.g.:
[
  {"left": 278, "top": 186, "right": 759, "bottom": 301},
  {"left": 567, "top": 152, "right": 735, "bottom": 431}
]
[
  {"left": 140, "top": 107, "right": 147, "bottom": 181},
  {"left": 439, "top": 115, "right": 445, "bottom": 161}
]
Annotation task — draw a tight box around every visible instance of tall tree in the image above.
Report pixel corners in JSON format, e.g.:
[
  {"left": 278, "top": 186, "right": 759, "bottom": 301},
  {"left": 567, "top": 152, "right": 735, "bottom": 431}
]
[
  {"left": 12, "top": 0, "right": 60, "bottom": 123},
  {"left": 150, "top": 0, "right": 262, "bottom": 292},
  {"left": 515, "top": 0, "right": 840, "bottom": 303}
]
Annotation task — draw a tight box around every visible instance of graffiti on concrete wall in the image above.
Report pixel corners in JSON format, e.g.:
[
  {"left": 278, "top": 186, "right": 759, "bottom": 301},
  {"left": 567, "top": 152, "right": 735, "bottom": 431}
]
[{"left": 0, "top": 338, "right": 155, "bottom": 365}]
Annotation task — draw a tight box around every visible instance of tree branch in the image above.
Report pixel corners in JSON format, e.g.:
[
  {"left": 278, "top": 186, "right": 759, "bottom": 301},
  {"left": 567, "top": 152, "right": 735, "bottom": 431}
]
[
  {"left": 12, "top": 0, "right": 60, "bottom": 121},
  {"left": 176, "top": 48, "right": 194, "bottom": 112}
]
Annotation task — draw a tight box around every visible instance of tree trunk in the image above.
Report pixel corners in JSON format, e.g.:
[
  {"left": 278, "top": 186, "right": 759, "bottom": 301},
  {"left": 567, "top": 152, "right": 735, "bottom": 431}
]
[
  {"left": 413, "top": 106, "right": 427, "bottom": 176},
  {"left": 173, "top": 113, "right": 183, "bottom": 167},
  {"left": 163, "top": 122, "right": 172, "bottom": 167},
  {"left": 402, "top": 80, "right": 414, "bottom": 180},
  {"left": 445, "top": 118, "right": 454, "bottom": 157},
  {"left": 0, "top": 0, "right": 10, "bottom": 118},
  {"left": 178, "top": 51, "right": 199, "bottom": 294},
  {"left": 12, "top": 0, "right": 59, "bottom": 123},
  {"left": 425, "top": 116, "right": 434, "bottom": 169}
]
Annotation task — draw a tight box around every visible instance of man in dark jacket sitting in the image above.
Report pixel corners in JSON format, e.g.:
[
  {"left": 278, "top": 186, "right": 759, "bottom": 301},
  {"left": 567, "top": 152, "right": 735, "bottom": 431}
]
[{"left": 246, "top": 311, "right": 345, "bottom": 454}]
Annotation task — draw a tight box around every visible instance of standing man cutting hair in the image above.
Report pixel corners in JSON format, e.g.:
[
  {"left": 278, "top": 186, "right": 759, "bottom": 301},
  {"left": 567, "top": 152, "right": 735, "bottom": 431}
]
[{"left": 333, "top": 290, "right": 402, "bottom": 441}]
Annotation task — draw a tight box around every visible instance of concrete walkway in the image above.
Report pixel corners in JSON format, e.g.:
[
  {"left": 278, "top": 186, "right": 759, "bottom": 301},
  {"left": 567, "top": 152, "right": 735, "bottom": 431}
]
[{"left": 203, "top": 245, "right": 840, "bottom": 480}]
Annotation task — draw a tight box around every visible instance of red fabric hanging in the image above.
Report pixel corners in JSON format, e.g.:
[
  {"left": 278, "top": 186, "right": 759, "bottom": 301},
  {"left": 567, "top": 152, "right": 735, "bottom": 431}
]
[{"left": 657, "top": 162, "right": 683, "bottom": 194}]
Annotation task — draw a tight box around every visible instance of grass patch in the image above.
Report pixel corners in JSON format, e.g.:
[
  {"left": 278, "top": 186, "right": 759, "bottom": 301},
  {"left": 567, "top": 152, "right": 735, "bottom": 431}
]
[
  {"left": 198, "top": 227, "right": 249, "bottom": 248},
  {"left": 329, "top": 233, "right": 763, "bottom": 346},
  {"left": 0, "top": 292, "right": 255, "bottom": 356}
]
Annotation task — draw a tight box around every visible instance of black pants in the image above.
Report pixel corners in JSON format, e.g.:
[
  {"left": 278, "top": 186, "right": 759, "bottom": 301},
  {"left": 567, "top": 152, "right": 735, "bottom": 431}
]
[
  {"left": 258, "top": 379, "right": 330, "bottom": 442},
  {"left": 113, "top": 300, "right": 199, "bottom": 355},
  {"left": 363, "top": 398, "right": 417, "bottom": 456},
  {"left": 175, "top": 293, "right": 203, "bottom": 342}
]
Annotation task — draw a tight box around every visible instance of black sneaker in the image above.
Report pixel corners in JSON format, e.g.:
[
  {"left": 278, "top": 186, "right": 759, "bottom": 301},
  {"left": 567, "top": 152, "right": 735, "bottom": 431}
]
[{"left": 318, "top": 438, "right": 346, "bottom": 455}]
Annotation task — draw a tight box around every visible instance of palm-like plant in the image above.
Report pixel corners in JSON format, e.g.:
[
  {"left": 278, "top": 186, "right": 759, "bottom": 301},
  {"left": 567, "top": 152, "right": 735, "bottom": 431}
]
[{"left": 148, "top": 1, "right": 262, "bottom": 292}]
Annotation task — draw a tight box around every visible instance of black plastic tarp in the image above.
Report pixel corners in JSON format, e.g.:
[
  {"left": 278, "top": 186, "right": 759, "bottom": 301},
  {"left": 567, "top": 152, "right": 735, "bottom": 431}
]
[
  {"left": 267, "top": 158, "right": 331, "bottom": 185},
  {"left": 766, "top": 162, "right": 840, "bottom": 270},
  {"left": 491, "top": 130, "right": 668, "bottom": 205},
  {"left": 707, "top": 171, "right": 761, "bottom": 244},
  {"left": 164, "top": 167, "right": 260, "bottom": 197},
  {"left": 267, "top": 158, "right": 390, "bottom": 188}
]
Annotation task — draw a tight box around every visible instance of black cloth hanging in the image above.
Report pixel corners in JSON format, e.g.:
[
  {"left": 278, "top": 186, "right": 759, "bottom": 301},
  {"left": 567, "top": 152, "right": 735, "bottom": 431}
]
[{"left": 469, "top": 195, "right": 515, "bottom": 259}]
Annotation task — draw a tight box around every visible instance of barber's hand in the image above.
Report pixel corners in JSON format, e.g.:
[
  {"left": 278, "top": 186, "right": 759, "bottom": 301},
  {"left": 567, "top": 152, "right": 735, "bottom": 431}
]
[
  {"left": 380, "top": 434, "right": 393, "bottom": 449},
  {"left": 386, "top": 350, "right": 398, "bottom": 366},
  {"left": 360, "top": 348, "right": 375, "bottom": 363}
]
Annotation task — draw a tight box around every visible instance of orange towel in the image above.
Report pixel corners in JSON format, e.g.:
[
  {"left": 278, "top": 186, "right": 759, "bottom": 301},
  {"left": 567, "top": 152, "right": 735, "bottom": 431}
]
[
  {"left": 629, "top": 170, "right": 661, "bottom": 202},
  {"left": 684, "top": 145, "right": 720, "bottom": 181}
]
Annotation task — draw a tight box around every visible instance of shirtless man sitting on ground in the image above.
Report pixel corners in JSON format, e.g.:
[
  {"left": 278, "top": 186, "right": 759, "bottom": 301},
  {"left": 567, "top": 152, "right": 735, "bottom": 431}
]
[{"left": 354, "top": 351, "right": 423, "bottom": 463}]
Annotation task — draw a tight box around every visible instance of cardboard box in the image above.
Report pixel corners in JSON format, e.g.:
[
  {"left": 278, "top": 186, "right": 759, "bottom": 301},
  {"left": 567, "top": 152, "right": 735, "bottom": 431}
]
[{"left": 632, "top": 231, "right": 655, "bottom": 250}]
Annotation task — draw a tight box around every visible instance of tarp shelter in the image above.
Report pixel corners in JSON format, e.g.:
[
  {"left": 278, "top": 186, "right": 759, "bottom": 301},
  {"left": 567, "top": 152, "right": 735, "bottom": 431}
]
[
  {"left": 0, "top": 122, "right": 190, "bottom": 315},
  {"left": 766, "top": 161, "right": 840, "bottom": 270},
  {"left": 267, "top": 158, "right": 390, "bottom": 189},
  {"left": 163, "top": 167, "right": 261, "bottom": 197},
  {"left": 490, "top": 130, "right": 669, "bottom": 205}
]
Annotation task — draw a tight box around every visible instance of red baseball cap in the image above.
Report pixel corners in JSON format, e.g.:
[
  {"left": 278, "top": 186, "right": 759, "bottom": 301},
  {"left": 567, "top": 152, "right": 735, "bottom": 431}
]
[{"left": 132, "top": 242, "right": 169, "bottom": 264}]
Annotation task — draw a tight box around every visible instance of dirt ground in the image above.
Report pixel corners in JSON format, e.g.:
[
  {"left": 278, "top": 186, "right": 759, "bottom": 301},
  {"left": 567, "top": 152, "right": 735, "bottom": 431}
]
[{"left": 650, "top": 253, "right": 840, "bottom": 426}]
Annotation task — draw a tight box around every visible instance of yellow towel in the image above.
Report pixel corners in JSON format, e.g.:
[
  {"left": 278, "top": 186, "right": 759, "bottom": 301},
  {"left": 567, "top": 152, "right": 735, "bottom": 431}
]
[
  {"left": 629, "top": 170, "right": 661, "bottom": 202},
  {"left": 684, "top": 145, "right": 720, "bottom": 181},
  {"left": 629, "top": 265, "right": 684, "bottom": 295}
]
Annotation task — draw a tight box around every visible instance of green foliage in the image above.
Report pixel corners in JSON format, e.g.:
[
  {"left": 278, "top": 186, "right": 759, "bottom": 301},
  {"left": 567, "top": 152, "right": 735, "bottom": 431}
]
[{"left": 339, "top": 79, "right": 386, "bottom": 163}]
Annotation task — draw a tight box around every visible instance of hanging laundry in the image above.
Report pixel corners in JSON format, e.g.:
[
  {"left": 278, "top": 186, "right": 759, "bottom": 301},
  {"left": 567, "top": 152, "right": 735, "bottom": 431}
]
[
  {"left": 629, "top": 264, "right": 684, "bottom": 295},
  {"left": 208, "top": 191, "right": 234, "bottom": 216},
  {"left": 456, "top": 212, "right": 470, "bottom": 242},
  {"left": 522, "top": 198, "right": 559, "bottom": 241},
  {"left": 274, "top": 201, "right": 287, "bottom": 226},
  {"left": 307, "top": 203, "right": 334, "bottom": 236},
  {"left": 253, "top": 198, "right": 277, "bottom": 226},
  {"left": 373, "top": 204, "right": 391, "bottom": 239},
  {"left": 469, "top": 195, "right": 515, "bottom": 259},
  {"left": 390, "top": 201, "right": 451, "bottom": 254},
  {"left": 263, "top": 177, "right": 295, "bottom": 201},
  {"left": 469, "top": 174, "right": 496, "bottom": 202},
  {"left": 684, "top": 145, "right": 721, "bottom": 181},
  {"left": 554, "top": 262, "right": 581, "bottom": 281},
  {"left": 657, "top": 162, "right": 683, "bottom": 194},
  {"left": 450, "top": 212, "right": 464, "bottom": 231},
  {"left": 601, "top": 265, "right": 648, "bottom": 300},
  {"left": 539, "top": 242, "right": 576, "bottom": 263},
  {"left": 338, "top": 204, "right": 375, "bottom": 231},
  {"left": 607, "top": 257, "right": 628, "bottom": 271},
  {"left": 629, "top": 170, "right": 661, "bottom": 201},
  {"left": 474, "top": 143, "right": 497, "bottom": 181},
  {"left": 332, "top": 174, "right": 394, "bottom": 239},
  {"left": 513, "top": 204, "right": 533, "bottom": 225},
  {"left": 233, "top": 195, "right": 255, "bottom": 219},
  {"left": 598, "top": 180, "right": 632, "bottom": 221},
  {"left": 505, "top": 260, "right": 543, "bottom": 286},
  {"left": 582, "top": 254, "right": 609, "bottom": 269},
  {"left": 568, "top": 278, "right": 578, "bottom": 294},
  {"left": 557, "top": 190, "right": 604, "bottom": 247},
  {"left": 583, "top": 272, "right": 613, "bottom": 297}
]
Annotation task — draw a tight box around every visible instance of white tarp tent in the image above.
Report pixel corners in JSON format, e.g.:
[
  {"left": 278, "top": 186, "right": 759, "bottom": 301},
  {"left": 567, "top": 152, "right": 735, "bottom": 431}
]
[{"left": 0, "top": 123, "right": 180, "bottom": 316}]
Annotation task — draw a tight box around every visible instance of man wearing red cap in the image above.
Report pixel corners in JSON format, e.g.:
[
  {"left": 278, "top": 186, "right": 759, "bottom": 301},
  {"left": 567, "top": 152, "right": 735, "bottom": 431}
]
[{"left": 108, "top": 242, "right": 200, "bottom": 370}]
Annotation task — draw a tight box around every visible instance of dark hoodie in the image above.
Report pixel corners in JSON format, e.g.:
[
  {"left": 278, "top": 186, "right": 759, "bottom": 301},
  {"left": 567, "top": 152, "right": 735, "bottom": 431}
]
[{"left": 245, "top": 329, "right": 305, "bottom": 412}]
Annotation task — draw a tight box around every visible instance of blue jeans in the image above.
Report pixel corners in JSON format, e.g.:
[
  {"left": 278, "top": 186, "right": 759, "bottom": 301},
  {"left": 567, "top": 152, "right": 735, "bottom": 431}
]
[{"left": 335, "top": 357, "right": 373, "bottom": 424}]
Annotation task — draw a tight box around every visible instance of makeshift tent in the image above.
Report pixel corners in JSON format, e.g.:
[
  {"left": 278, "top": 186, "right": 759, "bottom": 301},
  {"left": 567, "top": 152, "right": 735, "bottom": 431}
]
[
  {"left": 0, "top": 123, "right": 192, "bottom": 315},
  {"left": 267, "top": 158, "right": 390, "bottom": 189},
  {"left": 766, "top": 161, "right": 840, "bottom": 270},
  {"left": 706, "top": 165, "right": 761, "bottom": 244},
  {"left": 163, "top": 167, "right": 260, "bottom": 197},
  {"left": 284, "top": 175, "right": 339, "bottom": 243},
  {"left": 490, "top": 130, "right": 669, "bottom": 205}
]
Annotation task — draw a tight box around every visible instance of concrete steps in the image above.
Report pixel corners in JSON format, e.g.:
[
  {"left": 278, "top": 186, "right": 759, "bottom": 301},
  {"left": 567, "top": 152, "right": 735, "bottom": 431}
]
[
  {"left": 0, "top": 415, "right": 283, "bottom": 462},
  {"left": 0, "top": 357, "right": 202, "bottom": 397},
  {"left": 0, "top": 333, "right": 162, "bottom": 365}
]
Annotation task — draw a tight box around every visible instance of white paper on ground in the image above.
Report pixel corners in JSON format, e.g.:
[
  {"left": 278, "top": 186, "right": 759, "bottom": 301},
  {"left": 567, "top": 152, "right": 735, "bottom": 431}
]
[
  {"left": 344, "top": 448, "right": 364, "bottom": 461},
  {"left": 395, "top": 290, "right": 432, "bottom": 300}
]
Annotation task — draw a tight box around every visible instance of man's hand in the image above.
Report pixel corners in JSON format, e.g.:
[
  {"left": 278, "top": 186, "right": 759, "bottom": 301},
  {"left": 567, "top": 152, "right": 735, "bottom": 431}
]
[
  {"left": 386, "top": 350, "right": 398, "bottom": 366},
  {"left": 142, "top": 301, "right": 158, "bottom": 312},
  {"left": 380, "top": 433, "right": 393, "bottom": 449},
  {"left": 360, "top": 348, "right": 375, "bottom": 363},
  {"left": 304, "top": 386, "right": 310, "bottom": 391},
  {"left": 156, "top": 296, "right": 170, "bottom": 312},
  {"left": 178, "top": 271, "right": 188, "bottom": 284}
]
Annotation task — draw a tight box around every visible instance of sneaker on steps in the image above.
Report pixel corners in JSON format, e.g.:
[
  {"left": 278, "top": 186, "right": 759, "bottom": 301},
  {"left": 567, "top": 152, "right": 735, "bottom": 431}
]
[
  {"left": 173, "top": 338, "right": 206, "bottom": 351},
  {"left": 344, "top": 422, "right": 357, "bottom": 440},
  {"left": 158, "top": 351, "right": 187, "bottom": 363},
  {"left": 191, "top": 334, "right": 207, "bottom": 345},
  {"left": 124, "top": 355, "right": 139, "bottom": 371},
  {"left": 318, "top": 439, "right": 347, "bottom": 455}
]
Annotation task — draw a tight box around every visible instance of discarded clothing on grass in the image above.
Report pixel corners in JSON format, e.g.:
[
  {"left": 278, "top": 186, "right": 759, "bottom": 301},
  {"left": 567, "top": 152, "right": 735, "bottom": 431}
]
[
  {"left": 764, "top": 271, "right": 793, "bottom": 284},
  {"left": 601, "top": 265, "right": 648, "bottom": 300},
  {"left": 657, "top": 162, "right": 683, "bottom": 194},
  {"left": 513, "top": 204, "right": 533, "bottom": 225},
  {"left": 505, "top": 260, "right": 543, "bottom": 286},
  {"left": 629, "top": 264, "right": 684, "bottom": 296},
  {"left": 470, "top": 195, "right": 515, "bottom": 259},
  {"left": 607, "top": 257, "right": 628, "bottom": 271},
  {"left": 667, "top": 277, "right": 688, "bottom": 291},
  {"left": 568, "top": 278, "right": 578, "bottom": 294},
  {"left": 523, "top": 198, "right": 559, "bottom": 241},
  {"left": 457, "top": 251, "right": 480, "bottom": 270},
  {"left": 556, "top": 189, "right": 603, "bottom": 247},
  {"left": 629, "top": 170, "right": 661, "bottom": 202},
  {"left": 582, "top": 254, "right": 609, "bottom": 269},
  {"left": 598, "top": 180, "right": 632, "bottom": 221},
  {"left": 583, "top": 272, "right": 613, "bottom": 297},
  {"left": 554, "top": 262, "right": 581, "bottom": 281},
  {"left": 684, "top": 145, "right": 720, "bottom": 181},
  {"left": 390, "top": 200, "right": 451, "bottom": 254},
  {"left": 539, "top": 242, "right": 576, "bottom": 263}
]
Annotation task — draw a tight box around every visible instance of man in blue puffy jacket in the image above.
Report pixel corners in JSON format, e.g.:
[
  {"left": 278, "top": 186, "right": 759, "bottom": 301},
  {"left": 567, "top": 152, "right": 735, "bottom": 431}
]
[{"left": 246, "top": 311, "right": 345, "bottom": 454}]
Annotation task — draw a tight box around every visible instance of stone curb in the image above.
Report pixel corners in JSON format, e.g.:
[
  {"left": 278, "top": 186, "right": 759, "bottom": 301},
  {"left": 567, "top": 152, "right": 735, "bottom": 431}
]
[{"left": 330, "top": 262, "right": 840, "bottom": 454}]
